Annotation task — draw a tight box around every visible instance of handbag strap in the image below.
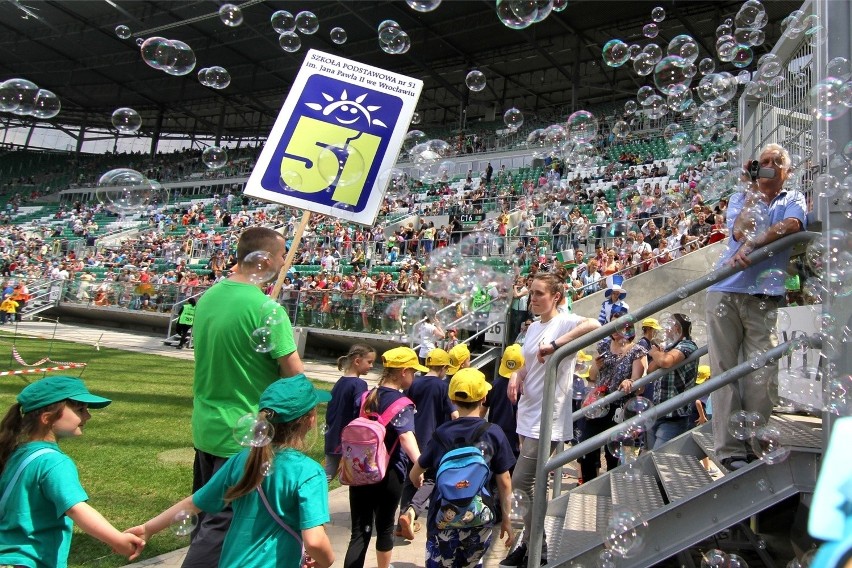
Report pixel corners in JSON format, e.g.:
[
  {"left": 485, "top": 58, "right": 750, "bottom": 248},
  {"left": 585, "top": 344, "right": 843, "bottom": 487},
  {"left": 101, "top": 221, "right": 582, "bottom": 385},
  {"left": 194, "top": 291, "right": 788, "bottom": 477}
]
[
  {"left": 256, "top": 486, "right": 304, "bottom": 554},
  {"left": 0, "top": 448, "right": 57, "bottom": 512}
]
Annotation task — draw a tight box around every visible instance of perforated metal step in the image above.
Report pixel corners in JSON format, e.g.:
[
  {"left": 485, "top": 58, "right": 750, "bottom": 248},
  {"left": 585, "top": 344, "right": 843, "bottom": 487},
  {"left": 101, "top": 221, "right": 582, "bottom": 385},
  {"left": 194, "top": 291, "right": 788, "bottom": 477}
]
[
  {"left": 769, "top": 415, "right": 822, "bottom": 449},
  {"left": 558, "top": 492, "right": 612, "bottom": 560},
  {"left": 653, "top": 453, "right": 714, "bottom": 502},
  {"left": 610, "top": 471, "right": 666, "bottom": 515}
]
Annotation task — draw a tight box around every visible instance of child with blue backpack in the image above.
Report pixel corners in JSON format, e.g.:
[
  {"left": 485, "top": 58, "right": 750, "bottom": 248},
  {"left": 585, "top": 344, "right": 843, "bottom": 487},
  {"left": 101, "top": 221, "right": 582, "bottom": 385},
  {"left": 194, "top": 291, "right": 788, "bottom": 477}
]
[{"left": 410, "top": 368, "right": 516, "bottom": 568}]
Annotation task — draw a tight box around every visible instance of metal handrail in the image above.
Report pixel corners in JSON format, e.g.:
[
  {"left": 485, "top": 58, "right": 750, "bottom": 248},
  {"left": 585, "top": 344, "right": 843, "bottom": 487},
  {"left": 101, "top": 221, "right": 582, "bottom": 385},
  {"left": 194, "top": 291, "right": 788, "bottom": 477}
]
[{"left": 525, "top": 230, "right": 819, "bottom": 568}]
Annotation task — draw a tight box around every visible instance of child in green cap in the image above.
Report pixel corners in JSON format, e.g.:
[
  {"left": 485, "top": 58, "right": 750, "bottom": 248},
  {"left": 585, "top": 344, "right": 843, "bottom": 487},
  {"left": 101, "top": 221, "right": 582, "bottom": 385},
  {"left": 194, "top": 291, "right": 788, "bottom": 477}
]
[
  {"left": 0, "top": 376, "right": 145, "bottom": 567},
  {"left": 129, "top": 374, "right": 334, "bottom": 568}
]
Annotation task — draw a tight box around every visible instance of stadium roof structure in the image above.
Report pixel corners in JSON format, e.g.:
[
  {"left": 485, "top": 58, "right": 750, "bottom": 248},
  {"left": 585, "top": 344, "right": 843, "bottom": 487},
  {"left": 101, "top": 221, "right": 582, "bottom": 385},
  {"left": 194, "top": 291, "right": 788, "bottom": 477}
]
[{"left": 0, "top": 0, "right": 801, "bottom": 141}]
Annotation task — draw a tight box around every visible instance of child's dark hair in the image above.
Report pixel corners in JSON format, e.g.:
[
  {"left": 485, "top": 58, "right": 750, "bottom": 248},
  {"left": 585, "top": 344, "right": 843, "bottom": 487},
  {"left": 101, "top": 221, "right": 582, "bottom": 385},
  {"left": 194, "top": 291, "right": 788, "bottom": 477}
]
[
  {"left": 452, "top": 399, "right": 481, "bottom": 411},
  {"left": 224, "top": 408, "right": 315, "bottom": 503},
  {"left": 337, "top": 344, "right": 376, "bottom": 372},
  {"left": 0, "top": 401, "right": 66, "bottom": 473}
]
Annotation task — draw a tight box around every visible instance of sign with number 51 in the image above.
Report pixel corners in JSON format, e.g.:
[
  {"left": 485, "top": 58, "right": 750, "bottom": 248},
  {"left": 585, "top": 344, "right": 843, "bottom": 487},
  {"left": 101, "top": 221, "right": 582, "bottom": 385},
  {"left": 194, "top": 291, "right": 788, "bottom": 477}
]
[{"left": 245, "top": 49, "right": 423, "bottom": 226}]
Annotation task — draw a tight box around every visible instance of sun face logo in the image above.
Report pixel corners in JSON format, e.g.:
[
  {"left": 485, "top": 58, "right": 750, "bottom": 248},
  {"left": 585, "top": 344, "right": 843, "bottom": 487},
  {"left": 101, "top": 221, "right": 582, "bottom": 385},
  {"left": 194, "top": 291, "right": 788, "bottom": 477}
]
[
  {"left": 506, "top": 360, "right": 517, "bottom": 370},
  {"left": 305, "top": 90, "right": 388, "bottom": 128}
]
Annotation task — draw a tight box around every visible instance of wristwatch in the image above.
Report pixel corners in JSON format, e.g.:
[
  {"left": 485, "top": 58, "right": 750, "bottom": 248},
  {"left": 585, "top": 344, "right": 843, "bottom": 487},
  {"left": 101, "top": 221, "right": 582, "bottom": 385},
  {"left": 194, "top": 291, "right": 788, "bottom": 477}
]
[{"left": 550, "top": 340, "right": 560, "bottom": 351}]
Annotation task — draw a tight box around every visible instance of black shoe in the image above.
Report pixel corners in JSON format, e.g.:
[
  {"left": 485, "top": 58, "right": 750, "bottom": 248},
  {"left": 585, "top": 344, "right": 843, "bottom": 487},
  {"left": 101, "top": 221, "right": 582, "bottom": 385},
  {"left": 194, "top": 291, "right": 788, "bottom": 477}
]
[
  {"left": 720, "top": 457, "right": 748, "bottom": 470},
  {"left": 500, "top": 543, "right": 528, "bottom": 567}
]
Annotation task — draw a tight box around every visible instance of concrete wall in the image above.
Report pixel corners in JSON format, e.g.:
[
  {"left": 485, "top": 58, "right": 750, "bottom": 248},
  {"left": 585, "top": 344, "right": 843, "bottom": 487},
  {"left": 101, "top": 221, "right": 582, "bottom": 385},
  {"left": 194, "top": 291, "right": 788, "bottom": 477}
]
[{"left": 571, "top": 240, "right": 727, "bottom": 322}]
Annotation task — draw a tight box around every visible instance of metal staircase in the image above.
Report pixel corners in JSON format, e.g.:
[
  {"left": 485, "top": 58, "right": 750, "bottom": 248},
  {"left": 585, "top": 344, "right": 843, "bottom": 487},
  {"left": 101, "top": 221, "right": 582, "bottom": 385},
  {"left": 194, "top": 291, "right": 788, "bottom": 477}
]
[
  {"left": 543, "top": 415, "right": 822, "bottom": 567},
  {"left": 20, "top": 280, "right": 60, "bottom": 320}
]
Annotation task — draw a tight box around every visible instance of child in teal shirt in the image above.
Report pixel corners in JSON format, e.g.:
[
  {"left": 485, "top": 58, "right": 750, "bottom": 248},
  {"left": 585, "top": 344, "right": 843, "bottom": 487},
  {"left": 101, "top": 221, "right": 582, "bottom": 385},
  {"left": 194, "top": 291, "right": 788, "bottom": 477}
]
[
  {"left": 130, "top": 375, "right": 334, "bottom": 568},
  {"left": 0, "top": 376, "right": 145, "bottom": 568}
]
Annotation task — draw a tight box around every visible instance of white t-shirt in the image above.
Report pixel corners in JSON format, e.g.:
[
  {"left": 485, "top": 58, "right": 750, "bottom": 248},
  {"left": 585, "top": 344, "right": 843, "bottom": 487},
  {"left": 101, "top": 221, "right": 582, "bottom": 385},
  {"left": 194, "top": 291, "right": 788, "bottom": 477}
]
[
  {"left": 517, "top": 312, "right": 585, "bottom": 441},
  {"left": 417, "top": 322, "right": 440, "bottom": 358}
]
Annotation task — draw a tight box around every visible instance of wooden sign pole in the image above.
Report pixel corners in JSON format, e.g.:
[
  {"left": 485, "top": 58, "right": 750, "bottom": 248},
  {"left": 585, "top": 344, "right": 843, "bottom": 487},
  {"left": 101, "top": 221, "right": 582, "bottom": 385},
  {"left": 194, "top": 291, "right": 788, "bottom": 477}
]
[{"left": 270, "top": 210, "right": 311, "bottom": 300}]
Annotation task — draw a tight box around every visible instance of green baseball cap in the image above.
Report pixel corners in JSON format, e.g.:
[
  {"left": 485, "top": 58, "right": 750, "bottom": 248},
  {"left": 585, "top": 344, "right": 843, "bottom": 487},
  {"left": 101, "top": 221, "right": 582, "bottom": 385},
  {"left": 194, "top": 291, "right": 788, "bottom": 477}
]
[
  {"left": 17, "top": 376, "right": 112, "bottom": 414},
  {"left": 259, "top": 374, "right": 331, "bottom": 423}
]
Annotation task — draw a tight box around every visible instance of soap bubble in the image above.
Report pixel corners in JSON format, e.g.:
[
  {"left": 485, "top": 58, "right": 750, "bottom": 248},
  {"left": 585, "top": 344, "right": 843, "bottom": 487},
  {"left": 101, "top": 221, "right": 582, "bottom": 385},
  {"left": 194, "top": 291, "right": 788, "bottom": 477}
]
[
  {"left": 330, "top": 27, "right": 347, "bottom": 44},
  {"left": 651, "top": 6, "right": 665, "bottom": 22},
  {"left": 279, "top": 32, "right": 301, "bottom": 53},
  {"left": 607, "top": 429, "right": 641, "bottom": 463},
  {"left": 162, "top": 40, "right": 196, "bottom": 76},
  {"left": 200, "top": 66, "right": 231, "bottom": 89},
  {"left": 296, "top": 11, "right": 319, "bottom": 34},
  {"left": 171, "top": 510, "right": 198, "bottom": 537},
  {"left": 625, "top": 396, "right": 653, "bottom": 414},
  {"left": 667, "top": 35, "right": 699, "bottom": 64},
  {"left": 140, "top": 37, "right": 173, "bottom": 70},
  {"left": 96, "top": 168, "right": 164, "bottom": 215},
  {"left": 318, "top": 144, "right": 365, "bottom": 188},
  {"left": 633, "top": 53, "right": 656, "bottom": 76},
  {"left": 233, "top": 413, "right": 274, "bottom": 447},
  {"left": 729, "top": 410, "right": 756, "bottom": 440},
  {"left": 637, "top": 85, "right": 655, "bottom": 105},
  {"left": 602, "top": 40, "right": 630, "bottom": 68},
  {"left": 465, "top": 70, "right": 487, "bottom": 92},
  {"left": 378, "top": 20, "right": 402, "bottom": 42},
  {"left": 624, "top": 100, "right": 638, "bottom": 115},
  {"left": 403, "top": 129, "right": 428, "bottom": 153},
  {"left": 31, "top": 89, "right": 61, "bottom": 119},
  {"left": 503, "top": 107, "right": 524, "bottom": 130},
  {"left": 406, "top": 0, "right": 442, "bottom": 12},
  {"left": 261, "top": 300, "right": 286, "bottom": 327},
  {"left": 219, "top": 3, "right": 243, "bottom": 27},
  {"left": 701, "top": 549, "right": 729, "bottom": 568},
  {"left": 135, "top": 38, "right": 143, "bottom": 47},
  {"left": 0, "top": 78, "right": 38, "bottom": 115},
  {"left": 475, "top": 440, "right": 494, "bottom": 462},
  {"left": 202, "top": 146, "right": 227, "bottom": 170},
  {"left": 261, "top": 460, "right": 273, "bottom": 477},
  {"left": 110, "top": 107, "right": 142, "bottom": 134},
  {"left": 643, "top": 43, "right": 663, "bottom": 65},
  {"left": 751, "top": 425, "right": 790, "bottom": 464},
  {"left": 827, "top": 57, "right": 851, "bottom": 81},
  {"left": 612, "top": 120, "right": 630, "bottom": 138},
  {"left": 643, "top": 23, "right": 659, "bottom": 39},
  {"left": 566, "top": 110, "right": 598, "bottom": 143},
  {"left": 496, "top": 0, "right": 536, "bottom": 30},
  {"left": 271, "top": 10, "right": 296, "bottom": 33},
  {"left": 814, "top": 174, "right": 839, "bottom": 197},
  {"left": 731, "top": 45, "right": 754, "bottom": 69},
  {"left": 654, "top": 55, "right": 692, "bottom": 96},
  {"left": 599, "top": 549, "right": 617, "bottom": 568},
  {"left": 812, "top": 78, "right": 849, "bottom": 121},
  {"left": 242, "top": 251, "right": 278, "bottom": 284},
  {"left": 507, "top": 489, "right": 529, "bottom": 523},
  {"left": 115, "top": 25, "right": 131, "bottom": 39},
  {"left": 699, "top": 58, "right": 716, "bottom": 75},
  {"left": 736, "top": 0, "right": 766, "bottom": 29},
  {"left": 605, "top": 507, "right": 647, "bottom": 557},
  {"left": 251, "top": 326, "right": 274, "bottom": 353},
  {"left": 410, "top": 111, "right": 421, "bottom": 125},
  {"left": 643, "top": 95, "right": 667, "bottom": 120}
]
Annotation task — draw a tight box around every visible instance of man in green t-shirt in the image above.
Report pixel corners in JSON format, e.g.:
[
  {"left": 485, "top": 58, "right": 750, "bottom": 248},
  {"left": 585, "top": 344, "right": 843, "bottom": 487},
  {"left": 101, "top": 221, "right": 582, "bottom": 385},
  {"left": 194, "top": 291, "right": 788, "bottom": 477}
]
[{"left": 183, "top": 227, "right": 304, "bottom": 568}]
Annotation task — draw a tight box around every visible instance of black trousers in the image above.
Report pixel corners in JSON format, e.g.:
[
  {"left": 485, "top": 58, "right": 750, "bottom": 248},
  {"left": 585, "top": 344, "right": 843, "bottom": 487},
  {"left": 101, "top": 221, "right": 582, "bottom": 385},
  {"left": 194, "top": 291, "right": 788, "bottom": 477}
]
[
  {"left": 181, "top": 450, "right": 232, "bottom": 568},
  {"left": 344, "top": 469, "right": 405, "bottom": 568}
]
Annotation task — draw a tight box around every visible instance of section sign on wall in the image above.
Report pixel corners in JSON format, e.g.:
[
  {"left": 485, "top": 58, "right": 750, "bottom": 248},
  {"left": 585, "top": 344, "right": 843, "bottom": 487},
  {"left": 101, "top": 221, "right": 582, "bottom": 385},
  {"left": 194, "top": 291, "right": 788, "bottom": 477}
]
[{"left": 245, "top": 49, "right": 422, "bottom": 226}]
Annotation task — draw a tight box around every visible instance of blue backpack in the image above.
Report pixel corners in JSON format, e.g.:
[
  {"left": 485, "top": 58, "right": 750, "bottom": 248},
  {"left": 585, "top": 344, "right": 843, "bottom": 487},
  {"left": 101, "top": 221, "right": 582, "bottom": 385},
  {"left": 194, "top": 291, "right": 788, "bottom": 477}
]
[{"left": 433, "top": 421, "right": 496, "bottom": 530}]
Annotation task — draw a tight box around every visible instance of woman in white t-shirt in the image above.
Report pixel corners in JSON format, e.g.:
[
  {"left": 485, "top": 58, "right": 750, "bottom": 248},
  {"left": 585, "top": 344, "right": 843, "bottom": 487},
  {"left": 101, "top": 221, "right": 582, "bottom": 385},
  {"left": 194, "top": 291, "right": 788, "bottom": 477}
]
[{"left": 502, "top": 267, "right": 600, "bottom": 567}]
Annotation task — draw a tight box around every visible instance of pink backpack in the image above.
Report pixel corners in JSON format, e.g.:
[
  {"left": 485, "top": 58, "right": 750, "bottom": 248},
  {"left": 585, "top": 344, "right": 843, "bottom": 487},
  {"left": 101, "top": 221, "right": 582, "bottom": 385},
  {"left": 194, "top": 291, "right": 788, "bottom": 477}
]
[{"left": 339, "top": 391, "right": 414, "bottom": 486}]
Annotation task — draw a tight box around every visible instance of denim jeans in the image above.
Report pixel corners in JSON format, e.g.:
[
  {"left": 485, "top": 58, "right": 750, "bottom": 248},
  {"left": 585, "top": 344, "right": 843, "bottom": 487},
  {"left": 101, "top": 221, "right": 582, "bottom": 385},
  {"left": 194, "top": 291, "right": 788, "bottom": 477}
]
[{"left": 648, "top": 417, "right": 692, "bottom": 450}]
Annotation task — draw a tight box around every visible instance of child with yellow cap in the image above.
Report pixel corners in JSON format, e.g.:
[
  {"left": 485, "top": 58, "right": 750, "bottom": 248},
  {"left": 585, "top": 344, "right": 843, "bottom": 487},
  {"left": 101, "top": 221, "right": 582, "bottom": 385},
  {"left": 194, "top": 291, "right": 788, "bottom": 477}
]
[
  {"left": 410, "top": 368, "right": 516, "bottom": 568},
  {"left": 483, "top": 344, "right": 524, "bottom": 459},
  {"left": 691, "top": 365, "right": 718, "bottom": 474},
  {"left": 446, "top": 343, "right": 471, "bottom": 378}
]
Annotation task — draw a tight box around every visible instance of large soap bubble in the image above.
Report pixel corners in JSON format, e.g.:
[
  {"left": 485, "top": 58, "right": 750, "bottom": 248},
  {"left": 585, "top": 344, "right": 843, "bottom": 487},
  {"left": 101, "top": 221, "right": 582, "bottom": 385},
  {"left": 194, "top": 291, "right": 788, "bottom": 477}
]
[
  {"left": 202, "top": 146, "right": 227, "bottom": 170},
  {"left": 162, "top": 40, "right": 196, "bottom": 76},
  {"left": 295, "top": 11, "right": 319, "bottom": 34},
  {"left": 496, "top": 0, "right": 537, "bottom": 30},
  {"left": 279, "top": 32, "right": 302, "bottom": 53},
  {"left": 242, "top": 250, "right": 278, "bottom": 284},
  {"left": 111, "top": 107, "right": 142, "bottom": 133},
  {"left": 31, "top": 89, "right": 61, "bottom": 119},
  {"left": 406, "top": 0, "right": 442, "bottom": 12},
  {"left": 96, "top": 168, "right": 165, "bottom": 215},
  {"left": 0, "top": 78, "right": 38, "bottom": 115},
  {"left": 140, "top": 37, "right": 174, "bottom": 71},
  {"left": 171, "top": 510, "right": 198, "bottom": 537},
  {"left": 605, "top": 507, "right": 647, "bottom": 558},
  {"left": 602, "top": 40, "right": 630, "bottom": 68},
  {"left": 233, "top": 413, "right": 274, "bottom": 447},
  {"left": 751, "top": 425, "right": 791, "bottom": 464},
  {"left": 697, "top": 72, "right": 738, "bottom": 107},
  {"left": 667, "top": 34, "right": 700, "bottom": 64},
  {"left": 654, "top": 55, "right": 692, "bottom": 96},
  {"left": 566, "top": 110, "right": 598, "bottom": 143}
]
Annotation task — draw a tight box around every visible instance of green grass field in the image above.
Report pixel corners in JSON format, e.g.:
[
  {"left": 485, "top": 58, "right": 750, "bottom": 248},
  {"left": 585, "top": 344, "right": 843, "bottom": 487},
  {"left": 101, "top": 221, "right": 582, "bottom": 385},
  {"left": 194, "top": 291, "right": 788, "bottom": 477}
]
[{"left": 0, "top": 333, "right": 331, "bottom": 568}]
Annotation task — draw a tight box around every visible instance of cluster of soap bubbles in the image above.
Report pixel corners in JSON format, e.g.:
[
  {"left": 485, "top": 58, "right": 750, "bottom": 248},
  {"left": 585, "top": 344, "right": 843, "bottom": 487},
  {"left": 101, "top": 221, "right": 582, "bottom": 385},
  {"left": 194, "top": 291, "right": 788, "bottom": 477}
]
[
  {"left": 495, "top": 0, "right": 568, "bottom": 30},
  {"left": 197, "top": 66, "right": 231, "bottom": 90},
  {"left": 604, "top": 506, "right": 648, "bottom": 558},
  {"left": 403, "top": 137, "right": 454, "bottom": 186},
  {"left": 727, "top": 410, "right": 790, "bottom": 464},
  {"left": 140, "top": 37, "right": 196, "bottom": 76},
  {"left": 0, "top": 78, "right": 60, "bottom": 119},
  {"left": 701, "top": 549, "right": 749, "bottom": 568},
  {"left": 233, "top": 412, "right": 274, "bottom": 447},
  {"left": 377, "top": 20, "right": 411, "bottom": 55},
  {"left": 271, "top": 10, "right": 319, "bottom": 53},
  {"left": 202, "top": 146, "right": 228, "bottom": 170},
  {"left": 95, "top": 168, "right": 167, "bottom": 216},
  {"left": 111, "top": 107, "right": 142, "bottom": 133}
]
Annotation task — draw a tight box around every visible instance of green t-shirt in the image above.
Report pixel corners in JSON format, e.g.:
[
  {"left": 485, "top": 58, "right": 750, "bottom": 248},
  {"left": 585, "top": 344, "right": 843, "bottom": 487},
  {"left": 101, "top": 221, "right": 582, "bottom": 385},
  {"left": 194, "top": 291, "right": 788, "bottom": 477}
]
[
  {"left": 192, "top": 448, "right": 329, "bottom": 568},
  {"left": 0, "top": 442, "right": 88, "bottom": 568},
  {"left": 192, "top": 280, "right": 297, "bottom": 457}
]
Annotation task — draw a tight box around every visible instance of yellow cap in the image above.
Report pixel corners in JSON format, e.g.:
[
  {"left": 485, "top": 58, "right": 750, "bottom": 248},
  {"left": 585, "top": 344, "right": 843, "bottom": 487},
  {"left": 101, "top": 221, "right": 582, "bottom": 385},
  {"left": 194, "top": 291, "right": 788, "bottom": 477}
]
[
  {"left": 499, "top": 344, "right": 525, "bottom": 378},
  {"left": 696, "top": 365, "right": 711, "bottom": 384},
  {"left": 447, "top": 343, "right": 471, "bottom": 375},
  {"left": 426, "top": 348, "right": 450, "bottom": 367},
  {"left": 577, "top": 349, "right": 593, "bottom": 362},
  {"left": 382, "top": 347, "right": 428, "bottom": 373},
  {"left": 448, "top": 368, "right": 492, "bottom": 402},
  {"left": 641, "top": 318, "right": 662, "bottom": 331}
]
